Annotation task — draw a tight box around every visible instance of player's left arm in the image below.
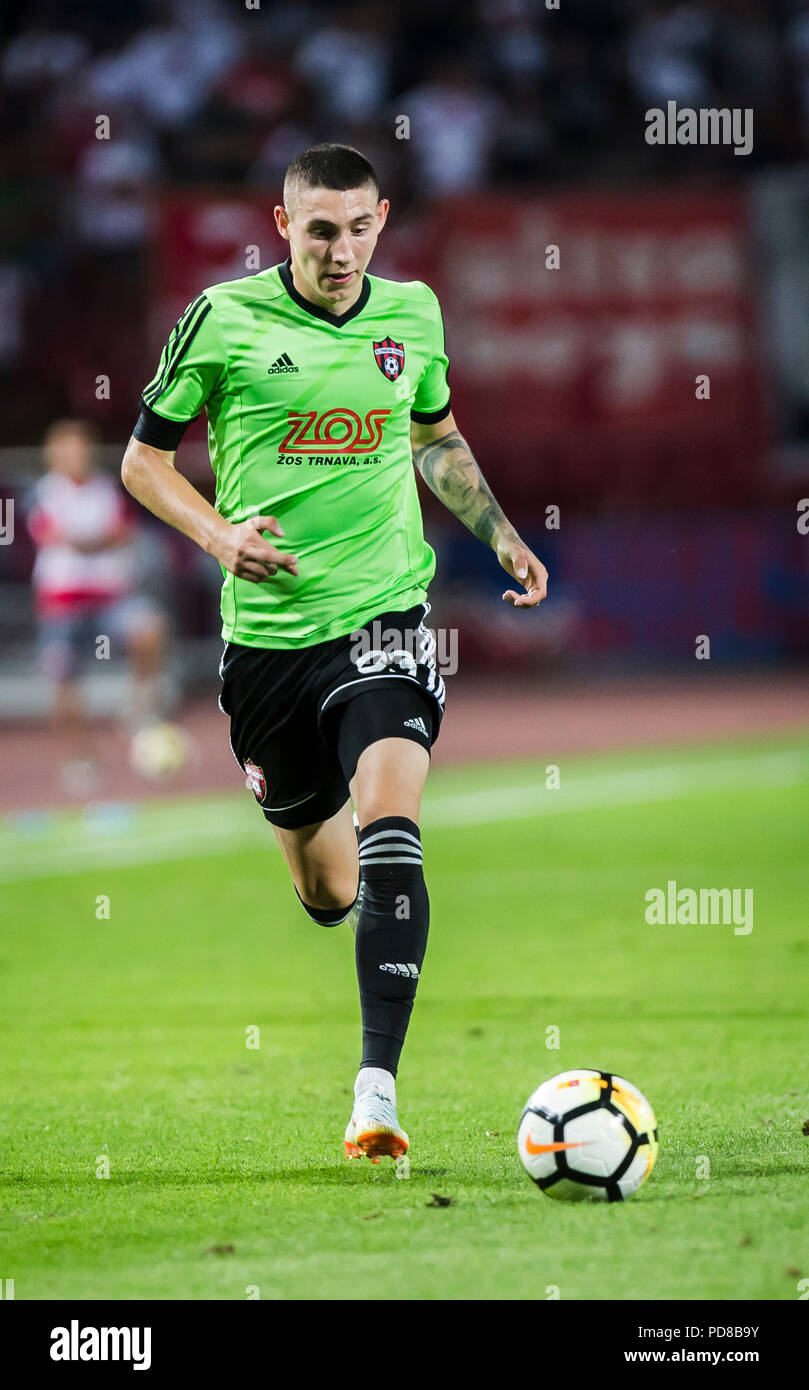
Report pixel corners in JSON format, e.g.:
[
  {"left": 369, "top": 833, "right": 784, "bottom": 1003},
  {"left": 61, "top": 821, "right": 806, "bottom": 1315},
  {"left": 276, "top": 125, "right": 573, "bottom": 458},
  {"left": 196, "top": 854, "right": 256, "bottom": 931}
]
[{"left": 411, "top": 412, "right": 548, "bottom": 608}]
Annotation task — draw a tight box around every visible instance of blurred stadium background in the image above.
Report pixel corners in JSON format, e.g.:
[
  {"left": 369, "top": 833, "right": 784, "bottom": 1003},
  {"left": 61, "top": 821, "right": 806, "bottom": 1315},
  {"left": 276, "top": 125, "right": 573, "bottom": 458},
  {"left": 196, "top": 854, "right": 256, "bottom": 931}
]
[{"left": 2, "top": 0, "right": 809, "bottom": 811}]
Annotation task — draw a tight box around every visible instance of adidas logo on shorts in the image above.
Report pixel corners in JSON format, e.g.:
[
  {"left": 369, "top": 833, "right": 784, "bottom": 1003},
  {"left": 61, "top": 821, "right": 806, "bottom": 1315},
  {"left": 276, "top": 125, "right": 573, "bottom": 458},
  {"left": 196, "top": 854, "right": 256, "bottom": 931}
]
[
  {"left": 403, "top": 716, "right": 428, "bottom": 737},
  {"left": 380, "top": 963, "right": 420, "bottom": 978},
  {"left": 267, "top": 352, "right": 299, "bottom": 374}
]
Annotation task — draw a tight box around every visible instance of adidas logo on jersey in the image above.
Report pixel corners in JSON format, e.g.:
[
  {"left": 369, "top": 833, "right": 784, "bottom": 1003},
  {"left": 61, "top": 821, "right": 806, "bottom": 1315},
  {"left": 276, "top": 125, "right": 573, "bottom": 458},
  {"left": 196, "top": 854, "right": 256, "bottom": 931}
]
[
  {"left": 267, "top": 352, "right": 299, "bottom": 374},
  {"left": 380, "top": 963, "right": 420, "bottom": 978},
  {"left": 403, "top": 716, "right": 429, "bottom": 737}
]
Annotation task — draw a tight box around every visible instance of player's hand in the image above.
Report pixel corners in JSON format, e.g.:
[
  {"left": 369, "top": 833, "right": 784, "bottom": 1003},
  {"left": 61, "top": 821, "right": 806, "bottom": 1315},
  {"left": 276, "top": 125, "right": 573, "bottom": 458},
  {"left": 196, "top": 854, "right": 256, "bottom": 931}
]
[
  {"left": 498, "top": 539, "right": 548, "bottom": 608},
  {"left": 215, "top": 515, "right": 299, "bottom": 583}
]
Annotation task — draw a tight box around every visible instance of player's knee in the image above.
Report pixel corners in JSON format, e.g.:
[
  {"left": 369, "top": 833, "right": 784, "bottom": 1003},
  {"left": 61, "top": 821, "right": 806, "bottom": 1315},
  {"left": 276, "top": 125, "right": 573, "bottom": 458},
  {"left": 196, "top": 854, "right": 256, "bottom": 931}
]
[
  {"left": 295, "top": 870, "right": 358, "bottom": 918},
  {"left": 356, "top": 790, "right": 423, "bottom": 830},
  {"left": 352, "top": 742, "right": 429, "bottom": 828}
]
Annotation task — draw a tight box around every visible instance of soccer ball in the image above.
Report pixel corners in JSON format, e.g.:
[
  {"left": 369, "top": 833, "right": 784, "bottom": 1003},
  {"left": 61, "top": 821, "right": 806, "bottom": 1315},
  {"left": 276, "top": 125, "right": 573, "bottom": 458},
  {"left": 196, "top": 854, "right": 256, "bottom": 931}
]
[
  {"left": 128, "top": 722, "right": 190, "bottom": 781},
  {"left": 518, "top": 1068, "right": 658, "bottom": 1202}
]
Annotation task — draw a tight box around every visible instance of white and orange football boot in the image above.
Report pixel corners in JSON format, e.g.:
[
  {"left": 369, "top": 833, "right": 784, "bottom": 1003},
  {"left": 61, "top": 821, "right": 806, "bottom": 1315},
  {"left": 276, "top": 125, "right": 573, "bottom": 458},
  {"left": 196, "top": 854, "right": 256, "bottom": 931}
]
[{"left": 344, "top": 1084, "right": 408, "bottom": 1163}]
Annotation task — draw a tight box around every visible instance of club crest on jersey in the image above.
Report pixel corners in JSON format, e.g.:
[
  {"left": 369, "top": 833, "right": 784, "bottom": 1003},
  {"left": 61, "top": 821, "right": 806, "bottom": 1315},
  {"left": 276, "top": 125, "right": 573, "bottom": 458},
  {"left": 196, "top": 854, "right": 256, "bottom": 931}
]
[
  {"left": 373, "top": 337, "right": 405, "bottom": 382},
  {"left": 244, "top": 759, "right": 266, "bottom": 803}
]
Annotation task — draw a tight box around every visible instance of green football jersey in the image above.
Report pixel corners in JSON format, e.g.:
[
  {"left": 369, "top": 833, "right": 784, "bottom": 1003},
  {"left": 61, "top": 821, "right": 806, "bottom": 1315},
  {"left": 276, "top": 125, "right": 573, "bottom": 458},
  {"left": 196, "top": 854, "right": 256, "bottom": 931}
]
[{"left": 138, "top": 260, "right": 451, "bottom": 648}]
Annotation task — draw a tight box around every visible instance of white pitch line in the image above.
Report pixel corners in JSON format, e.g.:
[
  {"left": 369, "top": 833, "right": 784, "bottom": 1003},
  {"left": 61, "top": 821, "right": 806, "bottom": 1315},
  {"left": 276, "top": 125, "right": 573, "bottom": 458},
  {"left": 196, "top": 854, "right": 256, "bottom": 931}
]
[
  {"left": 0, "top": 819, "right": 272, "bottom": 883},
  {"left": 0, "top": 749, "right": 805, "bottom": 884},
  {"left": 424, "top": 750, "right": 807, "bottom": 827}
]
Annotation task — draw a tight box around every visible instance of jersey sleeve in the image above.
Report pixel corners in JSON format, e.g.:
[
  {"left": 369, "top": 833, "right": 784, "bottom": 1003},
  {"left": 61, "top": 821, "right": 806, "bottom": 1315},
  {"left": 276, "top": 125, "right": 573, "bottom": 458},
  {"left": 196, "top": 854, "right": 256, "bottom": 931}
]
[
  {"left": 410, "top": 288, "right": 451, "bottom": 424},
  {"left": 133, "top": 293, "right": 226, "bottom": 449}
]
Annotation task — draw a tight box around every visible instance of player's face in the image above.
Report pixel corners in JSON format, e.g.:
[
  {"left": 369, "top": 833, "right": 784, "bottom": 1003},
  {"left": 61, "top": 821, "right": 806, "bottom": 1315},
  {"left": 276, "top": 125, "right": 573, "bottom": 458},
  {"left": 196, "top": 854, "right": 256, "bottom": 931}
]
[
  {"left": 276, "top": 185, "right": 389, "bottom": 314},
  {"left": 44, "top": 428, "right": 93, "bottom": 483}
]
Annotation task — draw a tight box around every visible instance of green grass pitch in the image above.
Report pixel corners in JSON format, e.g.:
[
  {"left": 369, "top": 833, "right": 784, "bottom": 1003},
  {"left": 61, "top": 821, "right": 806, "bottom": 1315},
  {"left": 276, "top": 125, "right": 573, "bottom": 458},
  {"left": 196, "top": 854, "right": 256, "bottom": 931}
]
[{"left": 1, "top": 734, "right": 807, "bottom": 1301}]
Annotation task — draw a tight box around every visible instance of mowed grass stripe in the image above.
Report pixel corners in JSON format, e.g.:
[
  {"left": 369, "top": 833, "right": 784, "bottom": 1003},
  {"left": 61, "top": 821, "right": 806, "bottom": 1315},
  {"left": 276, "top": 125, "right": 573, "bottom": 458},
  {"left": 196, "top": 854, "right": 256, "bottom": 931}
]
[{"left": 1, "top": 742, "right": 807, "bottom": 883}]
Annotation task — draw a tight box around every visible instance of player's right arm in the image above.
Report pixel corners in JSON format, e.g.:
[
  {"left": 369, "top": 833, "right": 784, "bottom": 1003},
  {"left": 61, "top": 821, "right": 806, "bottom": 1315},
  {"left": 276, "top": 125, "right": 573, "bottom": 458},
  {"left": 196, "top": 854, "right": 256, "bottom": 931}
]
[
  {"left": 121, "top": 439, "right": 297, "bottom": 583},
  {"left": 122, "top": 293, "right": 297, "bottom": 583}
]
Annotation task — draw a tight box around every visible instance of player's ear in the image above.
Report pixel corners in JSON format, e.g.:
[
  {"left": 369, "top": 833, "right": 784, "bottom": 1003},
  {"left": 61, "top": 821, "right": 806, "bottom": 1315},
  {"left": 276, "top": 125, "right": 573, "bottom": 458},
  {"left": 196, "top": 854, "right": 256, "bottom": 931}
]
[
  {"left": 376, "top": 198, "right": 390, "bottom": 232},
  {"left": 274, "top": 204, "right": 291, "bottom": 239}
]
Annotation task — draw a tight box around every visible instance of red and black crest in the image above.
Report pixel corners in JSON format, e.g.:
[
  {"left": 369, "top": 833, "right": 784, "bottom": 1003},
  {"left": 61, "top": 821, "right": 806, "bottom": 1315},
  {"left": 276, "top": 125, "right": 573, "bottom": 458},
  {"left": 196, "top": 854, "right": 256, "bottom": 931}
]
[
  {"left": 244, "top": 759, "right": 266, "bottom": 803},
  {"left": 373, "top": 337, "right": 405, "bottom": 382}
]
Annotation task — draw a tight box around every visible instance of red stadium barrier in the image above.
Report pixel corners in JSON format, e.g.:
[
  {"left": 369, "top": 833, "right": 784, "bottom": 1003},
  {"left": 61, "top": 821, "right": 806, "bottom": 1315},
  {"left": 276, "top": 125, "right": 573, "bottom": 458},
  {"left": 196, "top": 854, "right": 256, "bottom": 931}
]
[{"left": 423, "top": 188, "right": 766, "bottom": 512}]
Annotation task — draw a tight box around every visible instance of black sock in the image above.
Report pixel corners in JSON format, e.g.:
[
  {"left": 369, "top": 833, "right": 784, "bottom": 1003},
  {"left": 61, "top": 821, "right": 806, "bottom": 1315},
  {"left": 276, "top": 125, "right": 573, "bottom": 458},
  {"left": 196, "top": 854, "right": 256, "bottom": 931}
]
[{"left": 355, "top": 816, "right": 429, "bottom": 1077}]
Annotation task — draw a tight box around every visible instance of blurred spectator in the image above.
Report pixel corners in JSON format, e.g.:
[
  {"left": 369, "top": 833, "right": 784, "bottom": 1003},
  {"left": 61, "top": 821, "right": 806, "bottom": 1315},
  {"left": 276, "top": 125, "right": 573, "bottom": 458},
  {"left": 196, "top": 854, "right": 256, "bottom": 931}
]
[
  {"left": 397, "top": 57, "right": 504, "bottom": 196},
  {"left": 85, "top": 0, "right": 242, "bottom": 130},
  {"left": 626, "top": 2, "right": 716, "bottom": 108},
  {"left": 294, "top": 2, "right": 394, "bottom": 123},
  {"left": 27, "top": 419, "right": 168, "bottom": 792},
  {"left": 477, "top": 0, "right": 549, "bottom": 84},
  {"left": 73, "top": 125, "right": 160, "bottom": 250},
  {"left": 2, "top": 8, "right": 88, "bottom": 89}
]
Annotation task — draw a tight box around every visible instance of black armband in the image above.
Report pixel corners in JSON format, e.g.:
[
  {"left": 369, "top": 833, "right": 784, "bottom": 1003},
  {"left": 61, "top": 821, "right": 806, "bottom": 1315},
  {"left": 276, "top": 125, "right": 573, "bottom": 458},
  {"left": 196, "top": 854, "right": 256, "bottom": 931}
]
[
  {"left": 410, "top": 396, "right": 451, "bottom": 425},
  {"left": 133, "top": 399, "right": 195, "bottom": 450}
]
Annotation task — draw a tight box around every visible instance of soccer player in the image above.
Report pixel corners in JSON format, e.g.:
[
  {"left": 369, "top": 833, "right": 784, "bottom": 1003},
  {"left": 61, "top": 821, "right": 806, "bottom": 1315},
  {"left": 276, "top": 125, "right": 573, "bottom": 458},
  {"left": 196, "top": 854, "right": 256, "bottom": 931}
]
[
  {"left": 30, "top": 417, "right": 167, "bottom": 794},
  {"left": 122, "top": 144, "right": 547, "bottom": 1163}
]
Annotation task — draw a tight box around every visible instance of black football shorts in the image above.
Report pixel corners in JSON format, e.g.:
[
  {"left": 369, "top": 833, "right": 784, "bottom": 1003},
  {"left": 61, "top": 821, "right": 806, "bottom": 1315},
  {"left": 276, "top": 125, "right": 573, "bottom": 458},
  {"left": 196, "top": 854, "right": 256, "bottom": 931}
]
[{"left": 218, "top": 602, "right": 446, "bottom": 829}]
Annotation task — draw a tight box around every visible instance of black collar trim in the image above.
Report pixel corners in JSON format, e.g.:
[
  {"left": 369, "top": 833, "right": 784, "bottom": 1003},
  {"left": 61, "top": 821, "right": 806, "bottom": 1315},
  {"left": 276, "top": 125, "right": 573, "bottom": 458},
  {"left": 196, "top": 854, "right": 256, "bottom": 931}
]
[{"left": 277, "top": 258, "right": 371, "bottom": 327}]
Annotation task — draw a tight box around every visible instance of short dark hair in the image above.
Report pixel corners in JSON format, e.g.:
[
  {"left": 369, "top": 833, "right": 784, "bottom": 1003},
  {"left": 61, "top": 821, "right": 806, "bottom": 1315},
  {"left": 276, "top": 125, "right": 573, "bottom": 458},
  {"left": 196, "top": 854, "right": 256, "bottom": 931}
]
[{"left": 284, "top": 143, "right": 380, "bottom": 211}]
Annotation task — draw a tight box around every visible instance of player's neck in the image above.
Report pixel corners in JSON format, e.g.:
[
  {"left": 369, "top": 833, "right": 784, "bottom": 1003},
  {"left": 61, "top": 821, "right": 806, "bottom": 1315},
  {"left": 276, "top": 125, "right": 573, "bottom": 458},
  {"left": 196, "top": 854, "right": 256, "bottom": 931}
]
[{"left": 287, "top": 257, "right": 364, "bottom": 318}]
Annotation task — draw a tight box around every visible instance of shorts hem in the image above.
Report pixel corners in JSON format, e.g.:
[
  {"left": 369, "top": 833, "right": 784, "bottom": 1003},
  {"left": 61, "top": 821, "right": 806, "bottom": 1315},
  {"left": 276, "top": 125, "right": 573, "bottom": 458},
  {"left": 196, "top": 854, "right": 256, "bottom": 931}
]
[{"left": 257, "top": 783, "right": 350, "bottom": 830}]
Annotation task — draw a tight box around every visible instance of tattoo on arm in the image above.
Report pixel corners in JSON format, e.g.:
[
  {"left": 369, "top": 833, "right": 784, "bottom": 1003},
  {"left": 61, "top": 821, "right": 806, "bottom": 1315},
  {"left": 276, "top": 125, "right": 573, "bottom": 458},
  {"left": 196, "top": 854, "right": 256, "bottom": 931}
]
[{"left": 412, "top": 429, "right": 518, "bottom": 549}]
